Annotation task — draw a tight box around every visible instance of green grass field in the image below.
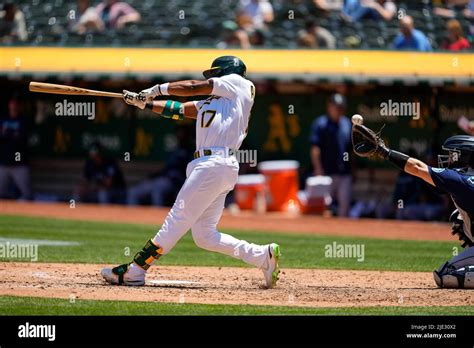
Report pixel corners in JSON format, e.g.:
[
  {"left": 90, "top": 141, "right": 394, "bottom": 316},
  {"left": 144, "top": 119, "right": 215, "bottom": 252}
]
[
  {"left": 0, "top": 214, "right": 466, "bottom": 315},
  {"left": 2, "top": 296, "right": 474, "bottom": 316}
]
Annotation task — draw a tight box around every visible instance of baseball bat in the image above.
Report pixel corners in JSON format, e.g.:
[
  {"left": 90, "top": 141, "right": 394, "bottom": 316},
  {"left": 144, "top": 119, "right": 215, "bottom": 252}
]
[{"left": 29, "top": 82, "right": 122, "bottom": 98}]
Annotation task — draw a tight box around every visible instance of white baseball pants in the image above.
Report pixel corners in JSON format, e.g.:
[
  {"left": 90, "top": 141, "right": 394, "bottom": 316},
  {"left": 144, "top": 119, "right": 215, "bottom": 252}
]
[{"left": 151, "top": 155, "right": 268, "bottom": 268}]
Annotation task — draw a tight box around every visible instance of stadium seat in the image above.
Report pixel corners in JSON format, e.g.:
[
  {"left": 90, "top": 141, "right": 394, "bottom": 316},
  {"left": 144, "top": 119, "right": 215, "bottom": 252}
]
[{"left": 5, "top": 0, "right": 473, "bottom": 50}]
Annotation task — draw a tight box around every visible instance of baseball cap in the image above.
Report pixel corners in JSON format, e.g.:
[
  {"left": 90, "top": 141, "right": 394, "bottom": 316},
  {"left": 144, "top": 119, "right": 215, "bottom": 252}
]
[{"left": 329, "top": 93, "right": 347, "bottom": 108}]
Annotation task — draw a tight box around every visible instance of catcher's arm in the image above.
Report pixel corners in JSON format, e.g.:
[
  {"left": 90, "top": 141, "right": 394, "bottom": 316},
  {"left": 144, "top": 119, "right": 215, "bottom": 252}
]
[
  {"left": 352, "top": 123, "right": 435, "bottom": 186},
  {"left": 404, "top": 157, "right": 434, "bottom": 186}
]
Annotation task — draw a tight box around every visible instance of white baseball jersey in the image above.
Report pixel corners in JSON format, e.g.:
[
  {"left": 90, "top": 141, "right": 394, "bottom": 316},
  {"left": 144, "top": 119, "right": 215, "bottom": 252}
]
[
  {"left": 148, "top": 72, "right": 269, "bottom": 273},
  {"left": 194, "top": 73, "right": 255, "bottom": 151}
]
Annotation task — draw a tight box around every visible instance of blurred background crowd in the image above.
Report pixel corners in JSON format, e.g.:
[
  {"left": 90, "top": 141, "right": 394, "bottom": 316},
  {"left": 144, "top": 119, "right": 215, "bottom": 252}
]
[
  {"left": 0, "top": 0, "right": 473, "bottom": 223},
  {"left": 0, "top": 0, "right": 473, "bottom": 50}
]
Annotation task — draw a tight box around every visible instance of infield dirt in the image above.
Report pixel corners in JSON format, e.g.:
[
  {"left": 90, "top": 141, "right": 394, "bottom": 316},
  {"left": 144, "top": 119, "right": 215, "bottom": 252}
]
[
  {"left": 1, "top": 262, "right": 472, "bottom": 308},
  {"left": 0, "top": 201, "right": 463, "bottom": 308}
]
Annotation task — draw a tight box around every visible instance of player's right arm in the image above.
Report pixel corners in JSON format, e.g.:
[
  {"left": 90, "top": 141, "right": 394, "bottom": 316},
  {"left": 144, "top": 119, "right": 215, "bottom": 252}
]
[
  {"left": 139, "top": 74, "right": 246, "bottom": 102},
  {"left": 138, "top": 80, "right": 214, "bottom": 100}
]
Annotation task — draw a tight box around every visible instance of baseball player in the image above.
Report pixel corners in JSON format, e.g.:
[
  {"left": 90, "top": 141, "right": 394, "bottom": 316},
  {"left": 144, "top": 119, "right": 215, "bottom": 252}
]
[
  {"left": 352, "top": 122, "right": 474, "bottom": 288},
  {"left": 101, "top": 56, "right": 281, "bottom": 288}
]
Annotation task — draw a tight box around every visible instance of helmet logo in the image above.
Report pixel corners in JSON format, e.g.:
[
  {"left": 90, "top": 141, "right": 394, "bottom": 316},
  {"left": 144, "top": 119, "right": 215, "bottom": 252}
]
[{"left": 233, "top": 58, "right": 239, "bottom": 66}]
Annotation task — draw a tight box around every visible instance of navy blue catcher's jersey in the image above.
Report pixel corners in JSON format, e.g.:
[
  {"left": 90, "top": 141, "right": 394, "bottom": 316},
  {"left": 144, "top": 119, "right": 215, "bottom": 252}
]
[{"left": 428, "top": 167, "right": 474, "bottom": 216}]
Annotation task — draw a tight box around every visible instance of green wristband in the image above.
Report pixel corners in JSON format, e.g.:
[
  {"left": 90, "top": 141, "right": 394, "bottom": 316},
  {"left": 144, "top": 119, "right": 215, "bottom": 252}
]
[{"left": 161, "top": 100, "right": 184, "bottom": 121}]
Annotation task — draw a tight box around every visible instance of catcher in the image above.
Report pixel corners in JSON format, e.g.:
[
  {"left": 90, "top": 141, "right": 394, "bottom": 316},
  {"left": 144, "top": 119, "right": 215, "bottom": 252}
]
[{"left": 352, "top": 118, "right": 474, "bottom": 288}]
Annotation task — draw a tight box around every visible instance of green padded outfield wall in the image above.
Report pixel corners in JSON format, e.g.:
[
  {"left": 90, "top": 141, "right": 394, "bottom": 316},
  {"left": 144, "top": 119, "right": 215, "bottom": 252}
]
[{"left": 5, "top": 80, "right": 474, "bottom": 173}]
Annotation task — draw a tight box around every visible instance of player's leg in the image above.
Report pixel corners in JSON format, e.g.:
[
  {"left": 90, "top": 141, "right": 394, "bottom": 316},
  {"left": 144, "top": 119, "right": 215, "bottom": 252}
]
[
  {"left": 336, "top": 174, "right": 351, "bottom": 217},
  {"left": 150, "top": 176, "right": 173, "bottom": 206},
  {"left": 0, "top": 165, "right": 11, "bottom": 199},
  {"left": 192, "top": 191, "right": 267, "bottom": 266},
  {"left": 97, "top": 189, "right": 111, "bottom": 204},
  {"left": 101, "top": 161, "right": 231, "bottom": 285},
  {"left": 329, "top": 175, "right": 339, "bottom": 215},
  {"left": 191, "top": 191, "right": 281, "bottom": 288},
  {"left": 127, "top": 179, "right": 154, "bottom": 205},
  {"left": 434, "top": 246, "right": 474, "bottom": 288},
  {"left": 10, "top": 165, "right": 31, "bottom": 200}
]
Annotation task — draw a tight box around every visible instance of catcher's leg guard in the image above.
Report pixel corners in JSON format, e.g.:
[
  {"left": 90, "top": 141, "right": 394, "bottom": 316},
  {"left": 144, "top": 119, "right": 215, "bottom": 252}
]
[
  {"left": 434, "top": 262, "right": 474, "bottom": 289},
  {"left": 434, "top": 246, "right": 474, "bottom": 289},
  {"left": 133, "top": 239, "right": 163, "bottom": 270}
]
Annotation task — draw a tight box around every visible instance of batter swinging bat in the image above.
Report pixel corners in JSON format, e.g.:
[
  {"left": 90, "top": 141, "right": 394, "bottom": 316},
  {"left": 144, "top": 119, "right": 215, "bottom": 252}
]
[{"left": 29, "top": 82, "right": 122, "bottom": 98}]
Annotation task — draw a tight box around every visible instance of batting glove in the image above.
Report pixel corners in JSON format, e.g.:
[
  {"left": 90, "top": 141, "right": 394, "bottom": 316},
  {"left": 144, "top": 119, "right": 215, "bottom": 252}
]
[
  {"left": 138, "top": 85, "right": 161, "bottom": 103},
  {"left": 123, "top": 90, "right": 146, "bottom": 110}
]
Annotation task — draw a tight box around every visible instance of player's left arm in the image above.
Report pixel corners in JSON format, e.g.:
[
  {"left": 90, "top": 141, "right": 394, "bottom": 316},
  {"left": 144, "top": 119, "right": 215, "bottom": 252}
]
[
  {"left": 123, "top": 90, "right": 198, "bottom": 119},
  {"left": 352, "top": 123, "right": 435, "bottom": 185},
  {"left": 403, "top": 157, "right": 435, "bottom": 186},
  {"left": 148, "top": 100, "right": 198, "bottom": 120}
]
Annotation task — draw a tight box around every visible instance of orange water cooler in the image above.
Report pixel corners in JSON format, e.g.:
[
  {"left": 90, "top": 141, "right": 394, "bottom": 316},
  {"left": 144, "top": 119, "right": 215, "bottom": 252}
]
[
  {"left": 258, "top": 160, "right": 300, "bottom": 212},
  {"left": 234, "top": 174, "right": 266, "bottom": 212}
]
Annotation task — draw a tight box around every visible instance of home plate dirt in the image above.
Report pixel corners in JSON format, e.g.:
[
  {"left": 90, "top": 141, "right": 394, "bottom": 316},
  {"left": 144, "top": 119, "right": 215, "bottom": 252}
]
[{"left": 1, "top": 262, "right": 473, "bottom": 308}]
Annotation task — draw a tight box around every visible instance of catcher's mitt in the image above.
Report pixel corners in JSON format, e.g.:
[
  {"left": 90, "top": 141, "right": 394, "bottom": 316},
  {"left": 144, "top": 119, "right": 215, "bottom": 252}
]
[{"left": 351, "top": 124, "right": 388, "bottom": 158}]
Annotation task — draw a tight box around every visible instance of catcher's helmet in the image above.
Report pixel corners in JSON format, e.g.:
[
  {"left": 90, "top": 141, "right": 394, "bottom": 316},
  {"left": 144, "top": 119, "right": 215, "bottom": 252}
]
[
  {"left": 203, "top": 56, "right": 247, "bottom": 79},
  {"left": 438, "top": 135, "right": 474, "bottom": 169}
]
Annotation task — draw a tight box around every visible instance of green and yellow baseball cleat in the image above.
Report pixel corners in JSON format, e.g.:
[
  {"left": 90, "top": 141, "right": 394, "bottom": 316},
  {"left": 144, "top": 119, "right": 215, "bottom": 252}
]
[{"left": 261, "top": 243, "right": 281, "bottom": 289}]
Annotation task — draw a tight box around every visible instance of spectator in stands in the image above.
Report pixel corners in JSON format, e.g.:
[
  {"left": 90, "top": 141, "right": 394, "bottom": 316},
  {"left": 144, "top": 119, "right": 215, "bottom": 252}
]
[
  {"left": 442, "top": 19, "right": 470, "bottom": 50},
  {"left": 392, "top": 16, "right": 433, "bottom": 51},
  {"left": 238, "top": 0, "right": 274, "bottom": 31},
  {"left": 464, "top": 0, "right": 474, "bottom": 18},
  {"left": 222, "top": 2, "right": 271, "bottom": 49},
  {"left": 74, "top": 142, "right": 126, "bottom": 204},
  {"left": 217, "top": 20, "right": 251, "bottom": 49},
  {"left": 298, "top": 19, "right": 336, "bottom": 48},
  {"left": 0, "top": 2, "right": 27, "bottom": 43},
  {"left": 343, "top": 0, "right": 397, "bottom": 22},
  {"left": 68, "top": 0, "right": 102, "bottom": 34},
  {"left": 0, "top": 97, "right": 31, "bottom": 200},
  {"left": 249, "top": 28, "right": 267, "bottom": 47},
  {"left": 128, "top": 126, "right": 192, "bottom": 206},
  {"left": 95, "top": 0, "right": 140, "bottom": 30},
  {"left": 467, "top": 0, "right": 474, "bottom": 37},
  {"left": 434, "top": 0, "right": 470, "bottom": 18},
  {"left": 313, "top": 0, "right": 344, "bottom": 12},
  {"left": 309, "top": 0, "right": 344, "bottom": 18},
  {"left": 309, "top": 94, "right": 353, "bottom": 217}
]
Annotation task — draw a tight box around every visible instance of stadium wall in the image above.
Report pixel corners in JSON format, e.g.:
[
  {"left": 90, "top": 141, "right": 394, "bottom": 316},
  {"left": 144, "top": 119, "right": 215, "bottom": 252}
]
[{"left": 0, "top": 47, "right": 473, "bottom": 82}]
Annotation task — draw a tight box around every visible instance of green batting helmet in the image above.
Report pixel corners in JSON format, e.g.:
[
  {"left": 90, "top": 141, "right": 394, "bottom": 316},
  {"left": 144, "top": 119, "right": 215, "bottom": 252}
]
[{"left": 203, "top": 56, "right": 247, "bottom": 79}]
